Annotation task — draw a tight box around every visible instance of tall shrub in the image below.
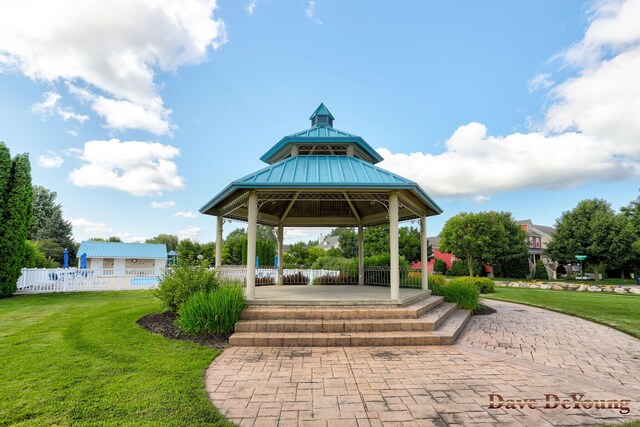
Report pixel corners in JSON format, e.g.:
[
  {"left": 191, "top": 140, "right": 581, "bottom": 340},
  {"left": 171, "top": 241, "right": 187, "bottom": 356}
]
[
  {"left": 177, "top": 286, "right": 246, "bottom": 335},
  {"left": 433, "top": 258, "right": 448, "bottom": 275},
  {"left": 0, "top": 145, "right": 33, "bottom": 297},
  {"left": 534, "top": 260, "right": 549, "bottom": 280},
  {"left": 155, "top": 263, "right": 220, "bottom": 312}
]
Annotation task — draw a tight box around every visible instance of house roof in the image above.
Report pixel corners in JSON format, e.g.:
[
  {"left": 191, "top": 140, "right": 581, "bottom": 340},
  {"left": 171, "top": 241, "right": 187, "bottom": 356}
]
[
  {"left": 532, "top": 224, "right": 556, "bottom": 236},
  {"left": 78, "top": 241, "right": 168, "bottom": 259},
  {"left": 427, "top": 236, "right": 441, "bottom": 247},
  {"left": 320, "top": 236, "right": 340, "bottom": 248}
]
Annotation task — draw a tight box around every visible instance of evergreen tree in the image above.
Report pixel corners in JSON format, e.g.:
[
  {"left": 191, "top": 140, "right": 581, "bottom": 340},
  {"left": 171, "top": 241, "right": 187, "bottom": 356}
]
[
  {"left": 0, "top": 145, "right": 33, "bottom": 297},
  {"left": 29, "top": 185, "right": 74, "bottom": 263}
]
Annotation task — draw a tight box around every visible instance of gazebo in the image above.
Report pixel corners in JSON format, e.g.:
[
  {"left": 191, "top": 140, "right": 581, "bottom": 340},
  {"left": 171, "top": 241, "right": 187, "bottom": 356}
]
[{"left": 200, "top": 104, "right": 442, "bottom": 301}]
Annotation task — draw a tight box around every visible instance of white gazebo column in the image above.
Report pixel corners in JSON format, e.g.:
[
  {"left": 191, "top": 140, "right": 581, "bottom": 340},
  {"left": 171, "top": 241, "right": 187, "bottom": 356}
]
[
  {"left": 358, "top": 224, "right": 364, "bottom": 286},
  {"left": 389, "top": 192, "right": 400, "bottom": 300},
  {"left": 246, "top": 191, "right": 258, "bottom": 299},
  {"left": 215, "top": 215, "right": 223, "bottom": 268},
  {"left": 277, "top": 223, "right": 284, "bottom": 286},
  {"left": 420, "top": 216, "right": 429, "bottom": 290}
]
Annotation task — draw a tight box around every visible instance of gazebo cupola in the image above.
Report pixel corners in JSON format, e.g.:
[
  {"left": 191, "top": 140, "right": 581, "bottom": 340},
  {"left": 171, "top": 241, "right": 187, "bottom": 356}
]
[
  {"left": 259, "top": 103, "right": 383, "bottom": 165},
  {"left": 201, "top": 104, "right": 442, "bottom": 301}
]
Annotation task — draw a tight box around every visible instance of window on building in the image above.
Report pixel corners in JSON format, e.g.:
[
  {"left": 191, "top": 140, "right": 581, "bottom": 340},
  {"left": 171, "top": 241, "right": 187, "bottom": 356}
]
[{"left": 536, "top": 238, "right": 541, "bottom": 248}]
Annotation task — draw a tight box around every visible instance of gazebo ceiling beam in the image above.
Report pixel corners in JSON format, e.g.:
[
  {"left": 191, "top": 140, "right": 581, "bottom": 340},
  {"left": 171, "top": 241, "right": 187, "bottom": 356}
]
[
  {"left": 280, "top": 191, "right": 300, "bottom": 221},
  {"left": 343, "top": 192, "right": 362, "bottom": 223},
  {"left": 218, "top": 192, "right": 249, "bottom": 217},
  {"left": 398, "top": 195, "right": 426, "bottom": 218}
]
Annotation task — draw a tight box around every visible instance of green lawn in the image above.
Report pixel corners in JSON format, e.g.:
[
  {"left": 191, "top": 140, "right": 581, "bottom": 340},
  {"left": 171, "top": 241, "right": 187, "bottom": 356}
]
[
  {"left": 484, "top": 287, "right": 640, "bottom": 339},
  {"left": 0, "top": 291, "right": 232, "bottom": 426}
]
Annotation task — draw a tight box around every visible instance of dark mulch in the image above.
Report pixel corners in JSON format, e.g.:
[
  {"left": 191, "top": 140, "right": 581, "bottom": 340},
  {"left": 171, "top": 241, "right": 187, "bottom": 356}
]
[
  {"left": 473, "top": 303, "right": 497, "bottom": 315},
  {"left": 137, "top": 312, "right": 231, "bottom": 350}
]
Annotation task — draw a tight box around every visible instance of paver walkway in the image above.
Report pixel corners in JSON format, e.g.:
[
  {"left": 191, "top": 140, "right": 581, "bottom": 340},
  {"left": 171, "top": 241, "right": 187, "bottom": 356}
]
[{"left": 206, "top": 300, "right": 640, "bottom": 426}]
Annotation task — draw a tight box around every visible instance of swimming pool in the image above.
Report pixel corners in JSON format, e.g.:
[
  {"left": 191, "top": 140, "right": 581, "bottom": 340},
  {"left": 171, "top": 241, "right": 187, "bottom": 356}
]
[{"left": 130, "top": 277, "right": 160, "bottom": 286}]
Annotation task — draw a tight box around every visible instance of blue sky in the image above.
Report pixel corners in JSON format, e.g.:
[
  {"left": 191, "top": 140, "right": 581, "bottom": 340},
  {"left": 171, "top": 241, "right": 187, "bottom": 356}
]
[{"left": 1, "top": 0, "right": 639, "bottom": 244}]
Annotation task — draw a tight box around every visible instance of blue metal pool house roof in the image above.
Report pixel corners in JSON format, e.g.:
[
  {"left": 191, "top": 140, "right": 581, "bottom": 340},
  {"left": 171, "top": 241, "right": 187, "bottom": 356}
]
[{"left": 77, "top": 241, "right": 168, "bottom": 259}]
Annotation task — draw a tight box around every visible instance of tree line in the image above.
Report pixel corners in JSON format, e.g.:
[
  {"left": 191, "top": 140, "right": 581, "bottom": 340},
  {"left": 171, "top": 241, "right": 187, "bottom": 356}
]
[{"left": 437, "top": 193, "right": 640, "bottom": 279}]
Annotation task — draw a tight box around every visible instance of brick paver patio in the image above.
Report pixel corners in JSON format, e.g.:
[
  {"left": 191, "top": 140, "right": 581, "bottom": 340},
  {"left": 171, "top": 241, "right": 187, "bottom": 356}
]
[{"left": 206, "top": 299, "right": 640, "bottom": 426}]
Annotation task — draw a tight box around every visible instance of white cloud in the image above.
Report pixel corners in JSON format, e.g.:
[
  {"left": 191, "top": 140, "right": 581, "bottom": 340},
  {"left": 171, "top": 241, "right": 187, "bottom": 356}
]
[
  {"left": 177, "top": 226, "right": 202, "bottom": 240},
  {"left": 528, "top": 73, "right": 554, "bottom": 93},
  {"left": 68, "top": 139, "right": 185, "bottom": 196},
  {"left": 71, "top": 218, "right": 147, "bottom": 242},
  {"left": 150, "top": 200, "right": 176, "bottom": 209},
  {"left": 66, "top": 130, "right": 79, "bottom": 137},
  {"left": 175, "top": 211, "right": 197, "bottom": 218},
  {"left": 474, "top": 195, "right": 491, "bottom": 204},
  {"left": 31, "top": 90, "right": 89, "bottom": 123},
  {"left": 0, "top": 0, "right": 227, "bottom": 135},
  {"left": 246, "top": 0, "right": 257, "bottom": 14},
  {"left": 305, "top": 1, "right": 323, "bottom": 25},
  {"left": 379, "top": 0, "right": 640, "bottom": 199},
  {"left": 31, "top": 91, "right": 61, "bottom": 117},
  {"left": 37, "top": 154, "right": 64, "bottom": 168}
]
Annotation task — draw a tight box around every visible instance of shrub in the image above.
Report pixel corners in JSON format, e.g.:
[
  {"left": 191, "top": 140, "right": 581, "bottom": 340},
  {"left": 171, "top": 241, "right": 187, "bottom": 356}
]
[
  {"left": 282, "top": 272, "right": 309, "bottom": 285},
  {"left": 449, "top": 259, "right": 487, "bottom": 277},
  {"left": 428, "top": 274, "right": 446, "bottom": 288},
  {"left": 312, "top": 273, "right": 355, "bottom": 285},
  {"left": 493, "top": 255, "right": 530, "bottom": 279},
  {"left": 449, "top": 276, "right": 495, "bottom": 294},
  {"left": 255, "top": 276, "right": 275, "bottom": 286},
  {"left": 155, "top": 263, "right": 220, "bottom": 312},
  {"left": 311, "top": 255, "right": 356, "bottom": 271},
  {"left": 431, "top": 280, "right": 479, "bottom": 310},
  {"left": 176, "top": 286, "right": 246, "bottom": 335},
  {"left": 433, "top": 258, "right": 448, "bottom": 275},
  {"left": 534, "top": 260, "right": 549, "bottom": 280}
]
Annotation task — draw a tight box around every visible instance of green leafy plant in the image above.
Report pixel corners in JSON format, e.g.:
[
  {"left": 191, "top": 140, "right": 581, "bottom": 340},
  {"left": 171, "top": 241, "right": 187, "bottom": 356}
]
[
  {"left": 433, "top": 258, "right": 448, "bottom": 275},
  {"left": 155, "top": 262, "right": 220, "bottom": 312},
  {"left": 312, "top": 273, "right": 355, "bottom": 285},
  {"left": 177, "top": 286, "right": 246, "bottom": 335},
  {"left": 440, "top": 282, "right": 479, "bottom": 310},
  {"left": 282, "top": 272, "right": 309, "bottom": 285},
  {"left": 448, "top": 276, "right": 495, "bottom": 294},
  {"left": 535, "top": 260, "right": 549, "bottom": 280}
]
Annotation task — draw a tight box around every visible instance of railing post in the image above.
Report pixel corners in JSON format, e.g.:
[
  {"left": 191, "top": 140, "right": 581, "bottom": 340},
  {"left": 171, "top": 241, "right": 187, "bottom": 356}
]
[
  {"left": 389, "top": 192, "right": 400, "bottom": 300},
  {"left": 358, "top": 224, "right": 364, "bottom": 286},
  {"left": 420, "top": 216, "right": 429, "bottom": 291}
]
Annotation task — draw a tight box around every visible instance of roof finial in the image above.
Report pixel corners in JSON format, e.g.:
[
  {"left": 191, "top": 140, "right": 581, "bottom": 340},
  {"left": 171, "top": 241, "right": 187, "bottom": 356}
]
[{"left": 309, "top": 103, "right": 334, "bottom": 127}]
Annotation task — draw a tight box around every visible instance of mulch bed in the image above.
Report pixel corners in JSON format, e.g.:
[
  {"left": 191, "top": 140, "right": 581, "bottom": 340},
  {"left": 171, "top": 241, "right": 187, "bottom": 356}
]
[
  {"left": 137, "top": 312, "right": 231, "bottom": 350},
  {"left": 472, "top": 303, "right": 497, "bottom": 315}
]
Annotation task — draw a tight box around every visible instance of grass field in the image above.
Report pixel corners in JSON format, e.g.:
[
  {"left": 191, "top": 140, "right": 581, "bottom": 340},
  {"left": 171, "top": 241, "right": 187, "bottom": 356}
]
[
  {"left": 0, "top": 291, "right": 231, "bottom": 426},
  {"left": 484, "top": 287, "right": 640, "bottom": 338}
]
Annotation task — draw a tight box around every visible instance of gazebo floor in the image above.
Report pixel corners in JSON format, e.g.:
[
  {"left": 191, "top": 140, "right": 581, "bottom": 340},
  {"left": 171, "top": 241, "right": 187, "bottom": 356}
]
[{"left": 247, "top": 285, "right": 429, "bottom": 307}]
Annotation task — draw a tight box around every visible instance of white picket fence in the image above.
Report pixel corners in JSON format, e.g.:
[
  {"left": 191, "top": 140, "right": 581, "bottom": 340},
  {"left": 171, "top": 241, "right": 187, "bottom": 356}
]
[{"left": 16, "top": 268, "right": 161, "bottom": 293}]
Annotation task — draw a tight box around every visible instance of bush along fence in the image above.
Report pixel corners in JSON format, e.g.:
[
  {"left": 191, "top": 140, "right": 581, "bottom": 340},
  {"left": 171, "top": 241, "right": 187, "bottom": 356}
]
[
  {"left": 215, "top": 266, "right": 424, "bottom": 288},
  {"left": 17, "top": 265, "right": 431, "bottom": 293}
]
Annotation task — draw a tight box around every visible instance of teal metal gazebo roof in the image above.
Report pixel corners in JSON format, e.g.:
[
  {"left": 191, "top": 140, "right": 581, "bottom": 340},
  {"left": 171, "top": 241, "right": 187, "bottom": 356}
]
[
  {"left": 200, "top": 104, "right": 442, "bottom": 225},
  {"left": 260, "top": 103, "right": 383, "bottom": 164}
]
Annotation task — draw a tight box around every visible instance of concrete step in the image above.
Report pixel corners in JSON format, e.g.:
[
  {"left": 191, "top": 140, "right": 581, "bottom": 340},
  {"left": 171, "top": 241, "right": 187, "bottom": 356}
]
[
  {"left": 239, "top": 295, "right": 444, "bottom": 320},
  {"left": 433, "top": 309, "right": 472, "bottom": 345},
  {"left": 229, "top": 308, "right": 472, "bottom": 347},
  {"left": 235, "top": 302, "right": 458, "bottom": 333}
]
